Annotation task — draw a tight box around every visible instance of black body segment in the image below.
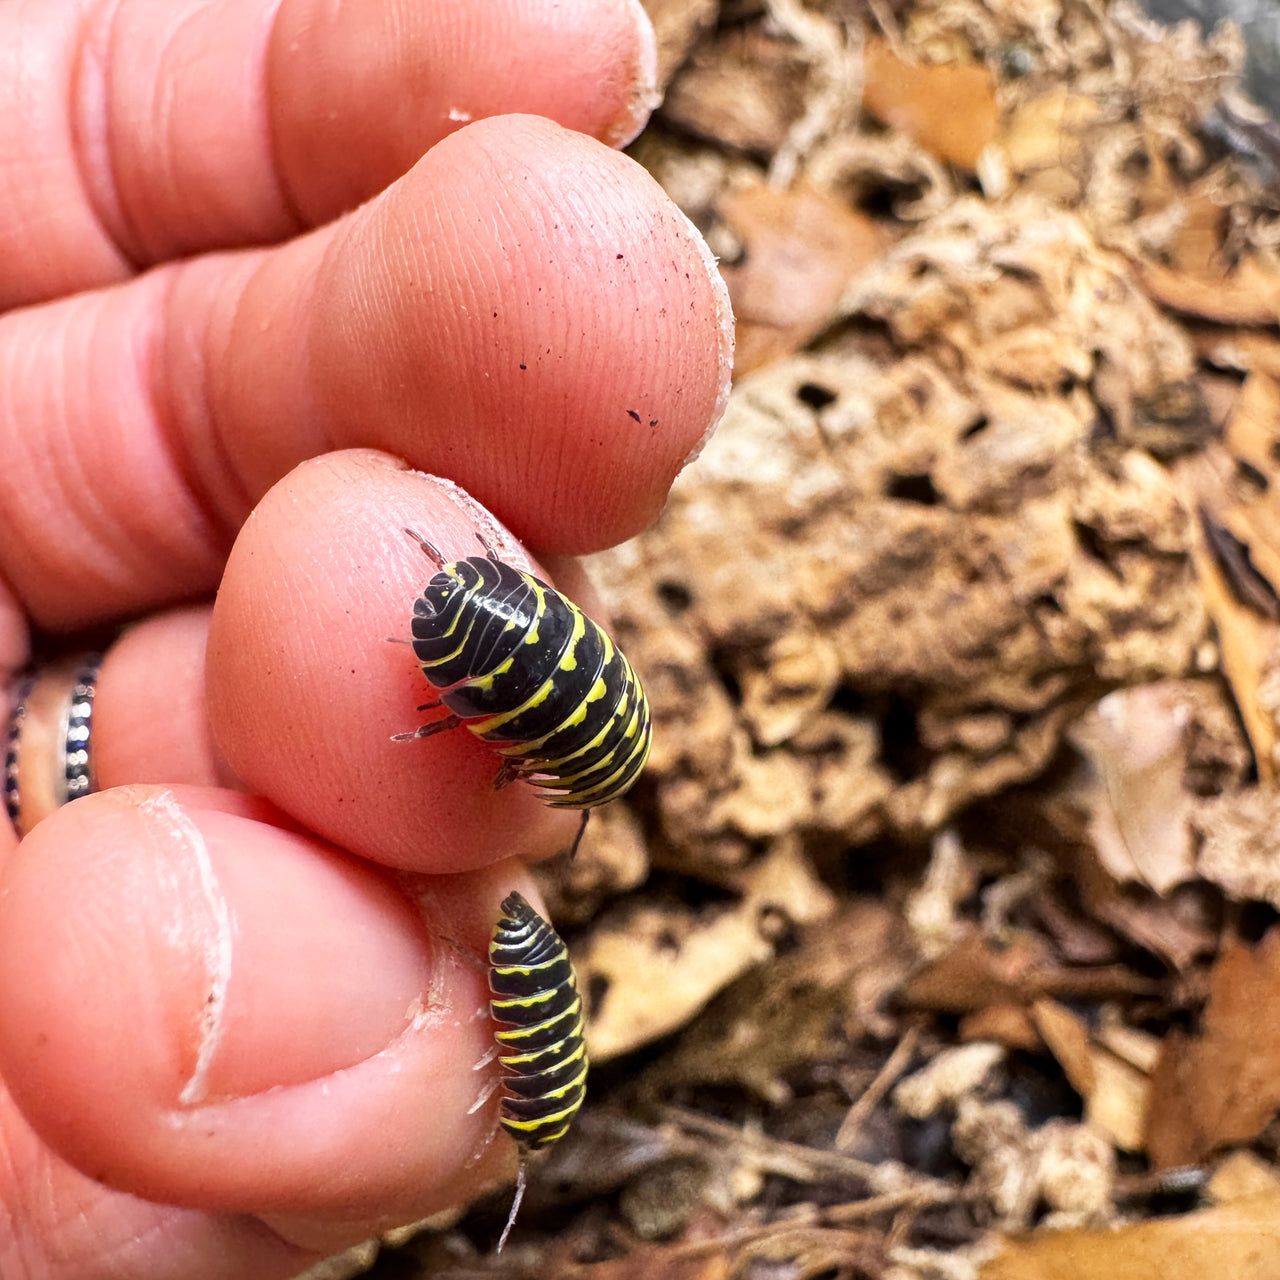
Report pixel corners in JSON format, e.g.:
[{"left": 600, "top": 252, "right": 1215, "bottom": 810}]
[
  {"left": 487, "top": 891, "right": 588, "bottom": 1251},
  {"left": 407, "top": 547, "right": 652, "bottom": 812},
  {"left": 489, "top": 891, "right": 588, "bottom": 1152}
]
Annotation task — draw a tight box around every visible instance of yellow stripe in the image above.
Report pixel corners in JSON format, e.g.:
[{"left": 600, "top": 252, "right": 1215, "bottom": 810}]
[
  {"left": 504, "top": 1119, "right": 572, "bottom": 1145},
  {"left": 418, "top": 584, "right": 489, "bottom": 672},
  {"left": 491, "top": 955, "right": 566, "bottom": 975},
  {"left": 494, "top": 998, "right": 582, "bottom": 1040},
  {"left": 468, "top": 606, "right": 589, "bottom": 734},
  {"left": 531, "top": 704, "right": 648, "bottom": 795},
  {"left": 500, "top": 1037, "right": 587, "bottom": 1069},
  {"left": 491, "top": 988, "right": 562, "bottom": 1014},
  {"left": 501, "top": 1093, "right": 584, "bottom": 1135}
]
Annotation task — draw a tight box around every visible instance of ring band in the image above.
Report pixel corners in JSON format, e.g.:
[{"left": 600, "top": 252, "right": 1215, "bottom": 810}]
[{"left": 4, "top": 653, "right": 102, "bottom": 839}]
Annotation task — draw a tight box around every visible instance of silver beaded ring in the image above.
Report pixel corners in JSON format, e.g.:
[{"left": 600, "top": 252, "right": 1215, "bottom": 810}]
[
  {"left": 4, "top": 653, "right": 102, "bottom": 839},
  {"left": 59, "top": 655, "right": 101, "bottom": 805},
  {"left": 3, "top": 673, "right": 33, "bottom": 832}
]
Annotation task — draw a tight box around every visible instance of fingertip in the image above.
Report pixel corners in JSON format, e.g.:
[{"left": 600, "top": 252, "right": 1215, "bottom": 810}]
[
  {"left": 306, "top": 115, "right": 732, "bottom": 553},
  {"left": 207, "top": 451, "right": 580, "bottom": 872},
  {"left": 0, "top": 785, "right": 516, "bottom": 1223},
  {"left": 271, "top": 0, "right": 662, "bottom": 221}
]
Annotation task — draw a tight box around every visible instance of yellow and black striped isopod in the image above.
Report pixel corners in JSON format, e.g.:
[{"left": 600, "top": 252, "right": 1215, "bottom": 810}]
[
  {"left": 396, "top": 530, "right": 652, "bottom": 855},
  {"left": 489, "top": 890, "right": 588, "bottom": 1251}
]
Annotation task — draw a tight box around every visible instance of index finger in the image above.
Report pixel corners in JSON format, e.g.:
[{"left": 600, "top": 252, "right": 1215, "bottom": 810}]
[{"left": 0, "top": 0, "right": 657, "bottom": 307}]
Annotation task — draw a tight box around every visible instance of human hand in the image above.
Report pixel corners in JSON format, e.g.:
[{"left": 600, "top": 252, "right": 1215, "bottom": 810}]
[{"left": 0, "top": 3, "right": 732, "bottom": 1277}]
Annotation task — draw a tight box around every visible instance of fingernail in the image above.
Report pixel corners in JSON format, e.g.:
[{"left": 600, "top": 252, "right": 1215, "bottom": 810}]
[
  {"left": 130, "top": 790, "right": 435, "bottom": 1104},
  {"left": 605, "top": 0, "right": 661, "bottom": 148},
  {"left": 679, "top": 208, "right": 736, "bottom": 465}
]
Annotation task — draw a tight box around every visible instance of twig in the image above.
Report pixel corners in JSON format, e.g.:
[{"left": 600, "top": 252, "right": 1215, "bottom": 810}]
[{"left": 835, "top": 1025, "right": 921, "bottom": 1153}]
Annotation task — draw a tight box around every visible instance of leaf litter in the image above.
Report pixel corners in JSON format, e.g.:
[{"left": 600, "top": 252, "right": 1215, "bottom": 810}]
[{"left": 322, "top": 0, "right": 1280, "bottom": 1277}]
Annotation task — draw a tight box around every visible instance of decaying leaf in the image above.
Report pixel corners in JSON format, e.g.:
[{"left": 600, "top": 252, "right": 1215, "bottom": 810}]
[
  {"left": 660, "top": 25, "right": 811, "bottom": 154},
  {"left": 1139, "top": 250, "right": 1280, "bottom": 328},
  {"left": 998, "top": 89, "right": 1100, "bottom": 200},
  {"left": 579, "top": 899, "right": 773, "bottom": 1063},
  {"left": 1209, "top": 1150, "right": 1280, "bottom": 1204},
  {"left": 1195, "top": 789, "right": 1280, "bottom": 911},
  {"left": 719, "top": 179, "right": 889, "bottom": 375},
  {"left": 980, "top": 1191, "right": 1280, "bottom": 1280},
  {"left": 577, "top": 838, "right": 836, "bottom": 1063},
  {"left": 1030, "top": 1000, "right": 1152, "bottom": 1152},
  {"left": 1145, "top": 929, "right": 1280, "bottom": 1168},
  {"left": 901, "top": 928, "right": 1160, "bottom": 1013},
  {"left": 1042, "top": 812, "right": 1220, "bottom": 970},
  {"left": 1065, "top": 680, "right": 1250, "bottom": 894},
  {"left": 638, "top": 899, "right": 909, "bottom": 1101},
  {"left": 861, "top": 39, "right": 999, "bottom": 170}
]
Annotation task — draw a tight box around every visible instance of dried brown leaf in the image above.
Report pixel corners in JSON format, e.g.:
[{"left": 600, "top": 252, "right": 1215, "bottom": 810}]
[
  {"left": 661, "top": 26, "right": 808, "bottom": 153},
  {"left": 999, "top": 90, "right": 1099, "bottom": 180},
  {"left": 639, "top": 900, "right": 909, "bottom": 1101},
  {"left": 959, "top": 1004, "right": 1043, "bottom": 1052},
  {"left": 861, "top": 40, "right": 998, "bottom": 170},
  {"left": 1145, "top": 930, "right": 1280, "bottom": 1168},
  {"left": 1050, "top": 816, "right": 1218, "bottom": 971},
  {"left": 1065, "top": 684, "right": 1202, "bottom": 893},
  {"left": 1180, "top": 445, "right": 1280, "bottom": 782},
  {"left": 1031, "top": 1000, "right": 1095, "bottom": 1098},
  {"left": 1084, "top": 1045, "right": 1150, "bottom": 1153},
  {"left": 719, "top": 180, "right": 888, "bottom": 374},
  {"left": 1209, "top": 1151, "right": 1280, "bottom": 1204},
  {"left": 579, "top": 900, "right": 774, "bottom": 1063},
  {"left": 1139, "top": 251, "right": 1280, "bottom": 326},
  {"left": 1028, "top": 1000, "right": 1150, "bottom": 1151},
  {"left": 901, "top": 929, "right": 1160, "bottom": 1014},
  {"left": 980, "top": 1191, "right": 1280, "bottom": 1280}
]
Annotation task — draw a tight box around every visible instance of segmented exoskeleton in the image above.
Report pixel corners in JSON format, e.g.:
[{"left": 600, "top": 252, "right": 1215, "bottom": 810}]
[
  {"left": 488, "top": 890, "right": 588, "bottom": 1251},
  {"left": 396, "top": 530, "right": 652, "bottom": 854}
]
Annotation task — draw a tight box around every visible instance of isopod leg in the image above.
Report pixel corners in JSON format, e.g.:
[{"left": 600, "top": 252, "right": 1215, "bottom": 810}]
[
  {"left": 390, "top": 714, "right": 463, "bottom": 742},
  {"left": 495, "top": 1158, "right": 528, "bottom": 1254},
  {"left": 492, "top": 759, "right": 521, "bottom": 790},
  {"left": 404, "top": 527, "right": 446, "bottom": 567},
  {"left": 566, "top": 810, "right": 589, "bottom": 861}
]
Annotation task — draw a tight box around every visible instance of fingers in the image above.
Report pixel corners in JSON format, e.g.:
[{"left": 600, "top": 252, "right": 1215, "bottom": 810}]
[
  {"left": 0, "top": 0, "right": 657, "bottom": 307},
  {"left": 0, "top": 785, "right": 534, "bottom": 1238},
  {"left": 270, "top": 0, "right": 658, "bottom": 224},
  {"left": 205, "top": 451, "right": 582, "bottom": 871},
  {"left": 95, "top": 605, "right": 232, "bottom": 793},
  {"left": 0, "top": 115, "right": 732, "bottom": 630}
]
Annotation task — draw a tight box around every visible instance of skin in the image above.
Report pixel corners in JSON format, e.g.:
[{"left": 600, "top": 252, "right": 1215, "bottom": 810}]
[{"left": 0, "top": 3, "right": 733, "bottom": 1278}]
